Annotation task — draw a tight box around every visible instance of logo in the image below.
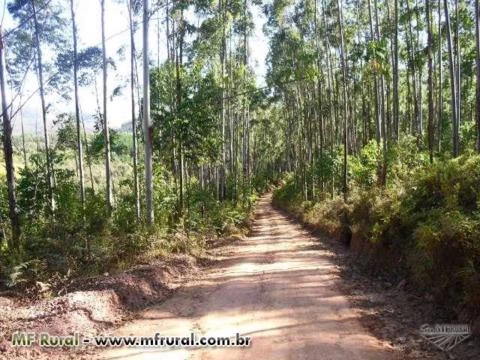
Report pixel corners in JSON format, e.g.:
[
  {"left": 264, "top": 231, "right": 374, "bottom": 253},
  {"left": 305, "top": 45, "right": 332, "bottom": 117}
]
[{"left": 419, "top": 324, "right": 471, "bottom": 351}]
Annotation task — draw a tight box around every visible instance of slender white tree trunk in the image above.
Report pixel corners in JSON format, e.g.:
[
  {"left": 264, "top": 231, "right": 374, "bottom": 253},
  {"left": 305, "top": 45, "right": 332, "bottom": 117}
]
[
  {"left": 143, "top": 0, "right": 154, "bottom": 225},
  {"left": 101, "top": 0, "right": 113, "bottom": 212}
]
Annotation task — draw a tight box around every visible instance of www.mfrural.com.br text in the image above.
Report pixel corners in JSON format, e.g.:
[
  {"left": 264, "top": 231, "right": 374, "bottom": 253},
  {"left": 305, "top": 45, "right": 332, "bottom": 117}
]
[{"left": 11, "top": 331, "right": 251, "bottom": 348}]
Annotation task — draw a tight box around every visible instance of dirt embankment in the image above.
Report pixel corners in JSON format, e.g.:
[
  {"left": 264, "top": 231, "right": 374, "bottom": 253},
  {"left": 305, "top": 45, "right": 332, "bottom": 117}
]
[
  {"left": 273, "top": 200, "right": 480, "bottom": 360},
  {"left": 0, "top": 255, "right": 198, "bottom": 360}
]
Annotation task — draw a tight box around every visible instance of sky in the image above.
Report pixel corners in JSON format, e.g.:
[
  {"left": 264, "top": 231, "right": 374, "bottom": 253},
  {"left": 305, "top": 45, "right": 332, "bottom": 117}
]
[{"left": 0, "top": 0, "right": 268, "bottom": 135}]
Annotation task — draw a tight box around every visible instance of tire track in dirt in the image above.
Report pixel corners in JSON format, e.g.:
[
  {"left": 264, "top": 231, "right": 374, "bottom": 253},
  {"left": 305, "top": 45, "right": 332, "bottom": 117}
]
[{"left": 97, "top": 194, "right": 401, "bottom": 360}]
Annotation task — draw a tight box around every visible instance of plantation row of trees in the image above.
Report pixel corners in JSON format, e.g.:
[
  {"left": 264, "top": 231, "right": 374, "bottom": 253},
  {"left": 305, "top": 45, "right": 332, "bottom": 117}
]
[
  {"left": 268, "top": 0, "right": 480, "bottom": 315},
  {"left": 265, "top": 0, "right": 480, "bottom": 201}
]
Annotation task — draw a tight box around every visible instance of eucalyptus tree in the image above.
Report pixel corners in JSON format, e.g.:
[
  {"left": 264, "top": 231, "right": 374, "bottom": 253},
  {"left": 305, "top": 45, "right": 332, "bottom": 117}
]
[
  {"left": 393, "top": 0, "right": 399, "bottom": 142},
  {"left": 7, "top": 0, "right": 69, "bottom": 214},
  {"left": 444, "top": 0, "right": 459, "bottom": 156},
  {"left": 100, "top": 0, "right": 114, "bottom": 212},
  {"left": 476, "top": 0, "right": 480, "bottom": 152},
  {"left": 127, "top": 0, "right": 142, "bottom": 220},
  {"left": 70, "top": 0, "right": 85, "bottom": 208},
  {"left": 438, "top": 0, "right": 443, "bottom": 151},
  {"left": 143, "top": 0, "right": 154, "bottom": 224},
  {"left": 426, "top": 0, "right": 434, "bottom": 162},
  {"left": 336, "top": 0, "right": 348, "bottom": 198},
  {"left": 217, "top": 0, "right": 225, "bottom": 201},
  {"left": 0, "top": 29, "right": 21, "bottom": 245}
]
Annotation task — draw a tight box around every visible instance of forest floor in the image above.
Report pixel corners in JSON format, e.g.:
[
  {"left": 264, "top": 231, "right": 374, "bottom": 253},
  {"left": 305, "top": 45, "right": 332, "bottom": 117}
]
[{"left": 1, "top": 194, "right": 479, "bottom": 359}]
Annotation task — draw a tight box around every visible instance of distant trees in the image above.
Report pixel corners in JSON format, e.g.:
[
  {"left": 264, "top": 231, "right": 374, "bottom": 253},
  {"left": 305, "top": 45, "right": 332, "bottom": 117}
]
[
  {"left": 1, "top": 0, "right": 480, "bottom": 255},
  {"left": 264, "top": 0, "right": 480, "bottom": 200},
  {"left": 7, "top": 0, "right": 69, "bottom": 214}
]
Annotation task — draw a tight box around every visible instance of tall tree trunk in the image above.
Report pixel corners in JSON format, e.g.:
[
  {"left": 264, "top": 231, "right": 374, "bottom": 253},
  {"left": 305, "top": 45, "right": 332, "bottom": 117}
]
[
  {"left": 175, "top": 9, "right": 185, "bottom": 216},
  {"left": 217, "top": 0, "right": 227, "bottom": 201},
  {"left": 455, "top": 0, "right": 461, "bottom": 132},
  {"left": 0, "top": 29, "right": 21, "bottom": 246},
  {"left": 393, "top": 0, "right": 399, "bottom": 142},
  {"left": 32, "top": 0, "right": 54, "bottom": 214},
  {"left": 405, "top": 0, "right": 420, "bottom": 136},
  {"left": 426, "top": 0, "right": 434, "bottom": 163},
  {"left": 71, "top": 0, "right": 85, "bottom": 211},
  {"left": 315, "top": 0, "right": 324, "bottom": 192},
  {"left": 373, "top": 0, "right": 387, "bottom": 185},
  {"left": 337, "top": 0, "right": 348, "bottom": 200},
  {"left": 367, "top": 0, "right": 381, "bottom": 144},
  {"left": 444, "top": 0, "right": 459, "bottom": 156},
  {"left": 20, "top": 98, "right": 28, "bottom": 169},
  {"left": 81, "top": 116, "right": 95, "bottom": 193},
  {"left": 476, "top": 0, "right": 480, "bottom": 152},
  {"left": 101, "top": 0, "right": 114, "bottom": 212},
  {"left": 438, "top": 0, "right": 443, "bottom": 152},
  {"left": 143, "top": 0, "right": 154, "bottom": 224},
  {"left": 415, "top": 0, "right": 423, "bottom": 136},
  {"left": 242, "top": 0, "right": 250, "bottom": 199},
  {"left": 373, "top": 0, "right": 386, "bottom": 143},
  {"left": 128, "top": 0, "right": 140, "bottom": 220}
]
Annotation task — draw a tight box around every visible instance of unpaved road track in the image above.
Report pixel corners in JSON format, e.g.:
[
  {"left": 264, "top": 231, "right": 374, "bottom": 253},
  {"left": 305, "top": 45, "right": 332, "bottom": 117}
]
[{"left": 98, "top": 195, "right": 400, "bottom": 360}]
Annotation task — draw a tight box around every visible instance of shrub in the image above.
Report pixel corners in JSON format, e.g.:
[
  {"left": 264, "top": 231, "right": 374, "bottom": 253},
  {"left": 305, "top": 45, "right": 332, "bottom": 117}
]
[{"left": 274, "top": 153, "right": 480, "bottom": 316}]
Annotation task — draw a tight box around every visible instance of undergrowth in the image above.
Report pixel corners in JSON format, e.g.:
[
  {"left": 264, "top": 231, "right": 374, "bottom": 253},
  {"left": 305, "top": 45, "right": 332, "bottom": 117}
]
[
  {"left": 0, "top": 158, "right": 258, "bottom": 298},
  {"left": 274, "top": 141, "right": 480, "bottom": 319}
]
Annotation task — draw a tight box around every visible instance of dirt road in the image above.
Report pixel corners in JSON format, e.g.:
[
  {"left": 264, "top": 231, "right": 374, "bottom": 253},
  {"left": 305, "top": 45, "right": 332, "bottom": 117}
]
[{"left": 98, "top": 195, "right": 400, "bottom": 360}]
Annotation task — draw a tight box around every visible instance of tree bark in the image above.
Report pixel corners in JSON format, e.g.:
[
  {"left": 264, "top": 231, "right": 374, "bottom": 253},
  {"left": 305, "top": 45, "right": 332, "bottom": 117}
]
[
  {"left": 438, "top": 0, "right": 443, "bottom": 152},
  {"left": 405, "top": 0, "right": 420, "bottom": 137},
  {"left": 337, "top": 0, "right": 348, "bottom": 200},
  {"left": 367, "top": 0, "right": 381, "bottom": 144},
  {"left": 476, "top": 0, "right": 480, "bottom": 152},
  {"left": 426, "top": 0, "right": 434, "bottom": 163},
  {"left": 0, "top": 29, "right": 21, "bottom": 246},
  {"left": 32, "top": 0, "right": 54, "bottom": 214},
  {"left": 444, "top": 0, "right": 459, "bottom": 156},
  {"left": 101, "top": 0, "right": 114, "bottom": 212},
  {"left": 143, "top": 0, "right": 154, "bottom": 224},
  {"left": 70, "top": 0, "right": 85, "bottom": 210},
  {"left": 393, "top": 0, "right": 399, "bottom": 141},
  {"left": 219, "top": 0, "right": 227, "bottom": 201},
  {"left": 128, "top": 0, "right": 140, "bottom": 220}
]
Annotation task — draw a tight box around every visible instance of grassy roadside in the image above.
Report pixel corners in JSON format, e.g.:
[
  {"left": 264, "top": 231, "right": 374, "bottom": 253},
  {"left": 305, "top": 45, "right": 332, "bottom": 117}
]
[
  {"left": 0, "top": 195, "right": 260, "bottom": 359},
  {"left": 272, "top": 156, "right": 480, "bottom": 335},
  {"left": 0, "top": 190, "right": 259, "bottom": 300}
]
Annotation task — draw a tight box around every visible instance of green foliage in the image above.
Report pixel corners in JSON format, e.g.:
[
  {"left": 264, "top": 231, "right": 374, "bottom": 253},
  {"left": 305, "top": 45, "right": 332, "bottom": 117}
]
[
  {"left": 349, "top": 140, "right": 381, "bottom": 189},
  {"left": 89, "top": 130, "right": 131, "bottom": 160},
  {"left": 314, "top": 149, "right": 342, "bottom": 186},
  {"left": 55, "top": 113, "right": 77, "bottom": 152},
  {"left": 272, "top": 174, "right": 303, "bottom": 208},
  {"left": 150, "top": 64, "right": 222, "bottom": 166},
  {"left": 6, "top": 259, "right": 48, "bottom": 290},
  {"left": 275, "top": 153, "right": 480, "bottom": 313},
  {"left": 387, "top": 135, "right": 430, "bottom": 185}
]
